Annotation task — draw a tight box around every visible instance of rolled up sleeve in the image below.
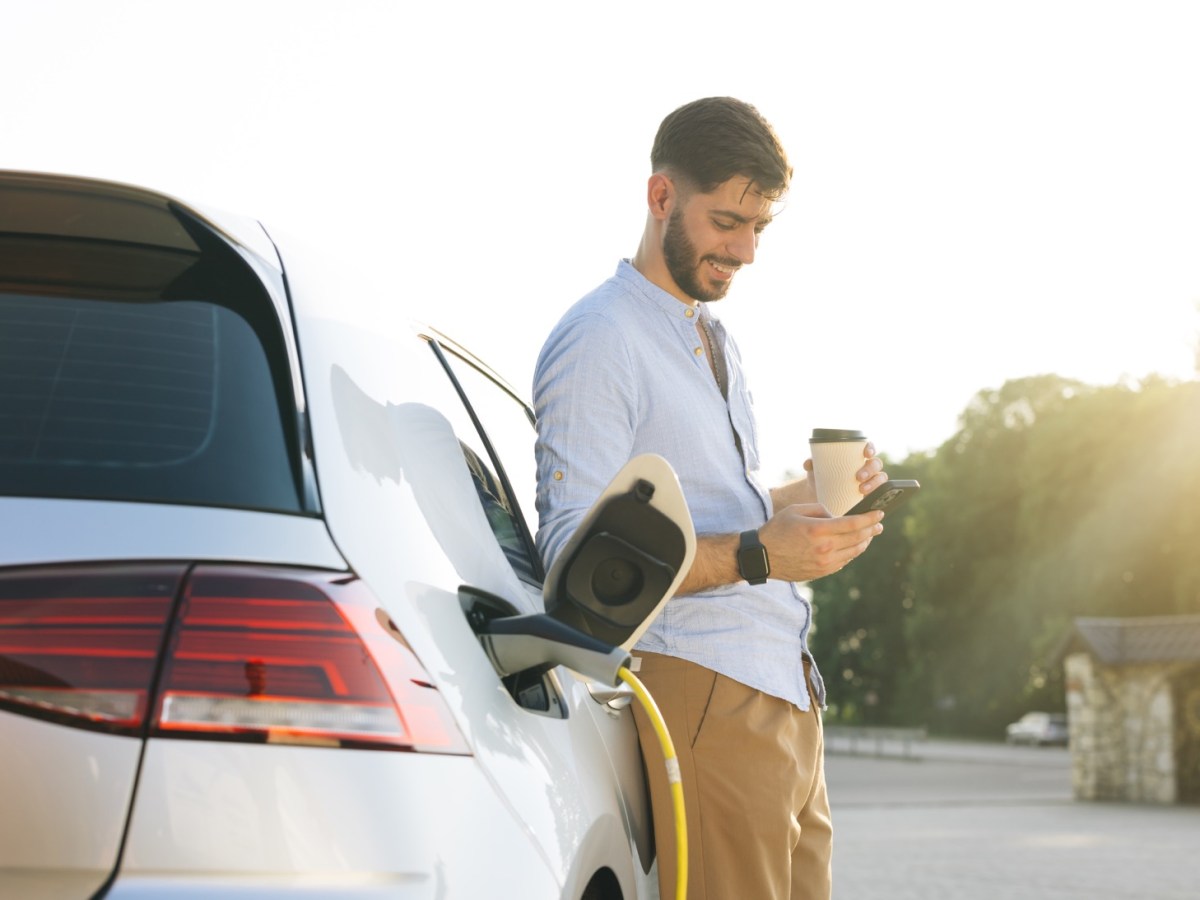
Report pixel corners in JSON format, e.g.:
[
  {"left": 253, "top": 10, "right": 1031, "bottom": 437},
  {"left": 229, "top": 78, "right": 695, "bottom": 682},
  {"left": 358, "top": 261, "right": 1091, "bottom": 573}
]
[{"left": 533, "top": 311, "right": 638, "bottom": 571}]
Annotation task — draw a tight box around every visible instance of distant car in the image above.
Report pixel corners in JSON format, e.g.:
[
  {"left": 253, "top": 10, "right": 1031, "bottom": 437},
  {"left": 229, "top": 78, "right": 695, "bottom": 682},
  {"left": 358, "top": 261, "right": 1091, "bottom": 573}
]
[
  {"left": 1005, "top": 711, "right": 1069, "bottom": 746},
  {"left": 0, "top": 170, "right": 696, "bottom": 899}
]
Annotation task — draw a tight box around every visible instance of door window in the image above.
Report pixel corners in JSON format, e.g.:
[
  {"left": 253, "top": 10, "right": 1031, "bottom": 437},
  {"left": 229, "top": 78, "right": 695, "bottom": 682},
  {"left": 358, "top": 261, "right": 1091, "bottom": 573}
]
[{"left": 424, "top": 336, "right": 543, "bottom": 586}]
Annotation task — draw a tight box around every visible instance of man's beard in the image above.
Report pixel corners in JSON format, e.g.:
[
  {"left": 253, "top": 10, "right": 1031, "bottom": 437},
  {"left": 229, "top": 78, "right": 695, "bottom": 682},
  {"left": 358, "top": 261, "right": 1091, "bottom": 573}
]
[{"left": 662, "top": 207, "right": 737, "bottom": 303}]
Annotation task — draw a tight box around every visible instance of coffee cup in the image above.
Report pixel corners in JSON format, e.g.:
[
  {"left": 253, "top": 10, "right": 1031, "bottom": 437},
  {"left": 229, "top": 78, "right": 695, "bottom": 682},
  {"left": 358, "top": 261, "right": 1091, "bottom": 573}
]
[{"left": 809, "top": 428, "right": 868, "bottom": 516}]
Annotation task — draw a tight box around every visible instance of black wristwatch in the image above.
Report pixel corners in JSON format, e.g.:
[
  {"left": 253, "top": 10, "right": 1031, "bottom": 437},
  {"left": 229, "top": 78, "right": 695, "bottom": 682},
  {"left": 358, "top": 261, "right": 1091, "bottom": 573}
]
[{"left": 737, "top": 529, "right": 770, "bottom": 585}]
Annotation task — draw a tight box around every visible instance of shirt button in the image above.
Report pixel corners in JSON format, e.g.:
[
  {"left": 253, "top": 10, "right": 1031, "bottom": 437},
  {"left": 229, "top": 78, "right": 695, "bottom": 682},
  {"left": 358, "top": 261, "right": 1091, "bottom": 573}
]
[
  {"left": 685, "top": 308, "right": 695, "bottom": 318},
  {"left": 553, "top": 470, "right": 564, "bottom": 481},
  {"left": 694, "top": 347, "right": 703, "bottom": 356}
]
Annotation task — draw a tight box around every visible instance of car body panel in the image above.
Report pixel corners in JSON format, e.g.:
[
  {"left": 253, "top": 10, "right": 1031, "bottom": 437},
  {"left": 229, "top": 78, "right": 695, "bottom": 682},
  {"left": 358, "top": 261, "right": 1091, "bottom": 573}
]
[
  {"left": 0, "top": 498, "right": 345, "bottom": 570},
  {"left": 401, "top": 580, "right": 650, "bottom": 896},
  {"left": 0, "top": 714, "right": 141, "bottom": 900},
  {"left": 115, "top": 743, "right": 560, "bottom": 898},
  {"left": 576, "top": 690, "right": 655, "bottom": 872}
]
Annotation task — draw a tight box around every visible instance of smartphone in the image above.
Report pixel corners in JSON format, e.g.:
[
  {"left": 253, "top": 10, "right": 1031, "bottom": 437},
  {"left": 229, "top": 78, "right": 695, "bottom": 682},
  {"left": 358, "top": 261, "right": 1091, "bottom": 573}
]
[{"left": 845, "top": 479, "right": 920, "bottom": 516}]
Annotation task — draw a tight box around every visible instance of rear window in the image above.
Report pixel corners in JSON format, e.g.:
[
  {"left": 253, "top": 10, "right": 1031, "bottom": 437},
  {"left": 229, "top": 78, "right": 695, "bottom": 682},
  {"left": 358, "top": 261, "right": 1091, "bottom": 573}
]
[{"left": 0, "top": 232, "right": 306, "bottom": 513}]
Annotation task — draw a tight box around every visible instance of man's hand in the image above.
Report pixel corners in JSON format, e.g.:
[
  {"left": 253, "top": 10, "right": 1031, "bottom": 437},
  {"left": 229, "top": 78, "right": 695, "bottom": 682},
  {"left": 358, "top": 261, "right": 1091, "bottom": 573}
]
[
  {"left": 773, "top": 441, "right": 889, "bottom": 514},
  {"left": 759, "top": 503, "right": 883, "bottom": 583}
]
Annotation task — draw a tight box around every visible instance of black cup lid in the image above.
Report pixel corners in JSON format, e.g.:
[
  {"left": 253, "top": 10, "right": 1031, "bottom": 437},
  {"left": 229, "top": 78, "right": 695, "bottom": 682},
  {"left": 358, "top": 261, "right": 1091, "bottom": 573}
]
[{"left": 810, "top": 428, "right": 866, "bottom": 442}]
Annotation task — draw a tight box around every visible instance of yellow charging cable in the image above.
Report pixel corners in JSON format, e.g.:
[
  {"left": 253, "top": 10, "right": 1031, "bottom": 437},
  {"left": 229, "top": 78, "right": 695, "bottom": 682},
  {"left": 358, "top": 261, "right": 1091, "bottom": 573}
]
[{"left": 617, "top": 666, "right": 686, "bottom": 900}]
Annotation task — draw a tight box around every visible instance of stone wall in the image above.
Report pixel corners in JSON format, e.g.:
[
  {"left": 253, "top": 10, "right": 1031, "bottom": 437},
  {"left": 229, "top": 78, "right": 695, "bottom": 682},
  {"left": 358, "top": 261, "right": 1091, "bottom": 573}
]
[{"left": 1064, "top": 651, "right": 1177, "bottom": 803}]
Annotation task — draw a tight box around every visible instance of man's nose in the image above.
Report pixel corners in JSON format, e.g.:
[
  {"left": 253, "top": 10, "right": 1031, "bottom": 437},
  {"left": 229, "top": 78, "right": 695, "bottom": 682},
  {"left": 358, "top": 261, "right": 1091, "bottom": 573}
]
[{"left": 729, "top": 226, "right": 757, "bottom": 265}]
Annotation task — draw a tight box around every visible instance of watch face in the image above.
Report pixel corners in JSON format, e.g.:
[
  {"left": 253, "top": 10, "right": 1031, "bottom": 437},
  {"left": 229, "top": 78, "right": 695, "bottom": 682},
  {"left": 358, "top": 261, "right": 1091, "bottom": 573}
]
[
  {"left": 737, "top": 533, "right": 769, "bottom": 583},
  {"left": 739, "top": 552, "right": 768, "bottom": 582}
]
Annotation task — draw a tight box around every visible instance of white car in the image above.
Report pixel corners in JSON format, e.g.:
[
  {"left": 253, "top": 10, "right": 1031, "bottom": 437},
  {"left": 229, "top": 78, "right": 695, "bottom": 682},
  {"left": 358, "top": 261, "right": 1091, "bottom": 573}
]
[
  {"left": 1005, "top": 711, "right": 1069, "bottom": 746},
  {"left": 0, "top": 171, "right": 695, "bottom": 899}
]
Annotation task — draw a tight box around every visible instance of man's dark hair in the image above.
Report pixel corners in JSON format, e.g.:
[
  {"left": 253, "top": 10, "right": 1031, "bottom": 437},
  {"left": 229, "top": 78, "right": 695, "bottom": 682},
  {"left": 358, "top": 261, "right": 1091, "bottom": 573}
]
[{"left": 651, "top": 97, "right": 792, "bottom": 200}]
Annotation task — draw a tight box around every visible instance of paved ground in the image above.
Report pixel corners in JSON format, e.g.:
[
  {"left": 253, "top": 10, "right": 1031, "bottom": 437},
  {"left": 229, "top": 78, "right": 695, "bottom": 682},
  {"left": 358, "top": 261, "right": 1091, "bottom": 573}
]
[
  {"left": 648, "top": 737, "right": 1200, "bottom": 898},
  {"left": 826, "top": 738, "right": 1200, "bottom": 899}
]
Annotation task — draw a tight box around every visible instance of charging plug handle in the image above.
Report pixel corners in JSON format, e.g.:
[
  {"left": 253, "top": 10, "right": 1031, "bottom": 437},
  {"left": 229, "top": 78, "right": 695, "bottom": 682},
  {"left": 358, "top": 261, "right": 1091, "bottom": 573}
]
[{"left": 482, "top": 613, "right": 632, "bottom": 687}]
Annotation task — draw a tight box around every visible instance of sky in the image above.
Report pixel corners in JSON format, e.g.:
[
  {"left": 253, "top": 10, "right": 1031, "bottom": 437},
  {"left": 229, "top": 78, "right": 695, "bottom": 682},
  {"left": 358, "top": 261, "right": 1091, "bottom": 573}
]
[{"left": 5, "top": 1, "right": 1199, "bottom": 481}]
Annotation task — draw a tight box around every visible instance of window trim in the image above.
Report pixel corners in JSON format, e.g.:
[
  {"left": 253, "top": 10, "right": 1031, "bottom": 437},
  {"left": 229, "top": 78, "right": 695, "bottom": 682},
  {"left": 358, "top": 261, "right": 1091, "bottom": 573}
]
[{"left": 423, "top": 336, "right": 544, "bottom": 584}]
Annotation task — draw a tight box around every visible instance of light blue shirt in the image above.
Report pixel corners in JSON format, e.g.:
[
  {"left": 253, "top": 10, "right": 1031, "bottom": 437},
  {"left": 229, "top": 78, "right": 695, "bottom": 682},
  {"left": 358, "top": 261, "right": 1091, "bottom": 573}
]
[{"left": 533, "top": 260, "right": 824, "bottom": 711}]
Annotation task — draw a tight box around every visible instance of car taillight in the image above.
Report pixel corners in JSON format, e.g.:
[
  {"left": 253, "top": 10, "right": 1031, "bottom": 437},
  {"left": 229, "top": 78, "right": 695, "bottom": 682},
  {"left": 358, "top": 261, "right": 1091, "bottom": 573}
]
[
  {"left": 0, "top": 563, "right": 469, "bottom": 754},
  {"left": 0, "top": 564, "right": 181, "bottom": 732}
]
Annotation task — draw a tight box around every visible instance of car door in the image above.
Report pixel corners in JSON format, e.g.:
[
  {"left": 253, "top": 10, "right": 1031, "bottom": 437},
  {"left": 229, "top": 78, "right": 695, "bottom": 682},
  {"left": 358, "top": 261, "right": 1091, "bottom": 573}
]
[{"left": 426, "top": 331, "right": 656, "bottom": 876}]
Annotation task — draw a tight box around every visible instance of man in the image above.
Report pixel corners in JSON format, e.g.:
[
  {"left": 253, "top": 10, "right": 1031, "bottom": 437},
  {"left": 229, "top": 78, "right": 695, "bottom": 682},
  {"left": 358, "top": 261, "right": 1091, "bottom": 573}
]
[{"left": 533, "top": 97, "right": 888, "bottom": 900}]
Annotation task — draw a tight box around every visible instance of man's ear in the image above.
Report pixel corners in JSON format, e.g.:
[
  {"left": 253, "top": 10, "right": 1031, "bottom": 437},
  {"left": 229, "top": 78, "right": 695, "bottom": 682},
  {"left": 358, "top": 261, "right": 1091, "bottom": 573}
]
[{"left": 646, "top": 172, "right": 676, "bottom": 223}]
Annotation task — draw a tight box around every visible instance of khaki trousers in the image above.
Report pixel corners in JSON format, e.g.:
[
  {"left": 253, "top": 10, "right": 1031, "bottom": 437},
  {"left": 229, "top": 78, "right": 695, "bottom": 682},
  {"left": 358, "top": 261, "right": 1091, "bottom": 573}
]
[{"left": 631, "top": 652, "right": 831, "bottom": 900}]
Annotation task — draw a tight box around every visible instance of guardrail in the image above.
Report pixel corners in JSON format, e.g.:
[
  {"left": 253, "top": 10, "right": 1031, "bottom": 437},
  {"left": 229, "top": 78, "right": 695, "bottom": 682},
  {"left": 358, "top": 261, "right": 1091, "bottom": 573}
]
[{"left": 824, "top": 724, "right": 928, "bottom": 759}]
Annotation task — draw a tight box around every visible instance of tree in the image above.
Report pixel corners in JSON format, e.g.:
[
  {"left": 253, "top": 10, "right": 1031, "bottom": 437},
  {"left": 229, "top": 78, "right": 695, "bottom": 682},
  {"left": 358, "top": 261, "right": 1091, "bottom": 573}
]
[{"left": 809, "top": 374, "right": 1200, "bottom": 737}]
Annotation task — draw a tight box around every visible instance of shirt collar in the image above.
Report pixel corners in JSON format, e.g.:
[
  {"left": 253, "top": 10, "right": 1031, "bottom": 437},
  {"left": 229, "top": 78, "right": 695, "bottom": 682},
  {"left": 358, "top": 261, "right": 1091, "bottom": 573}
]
[{"left": 614, "top": 259, "right": 719, "bottom": 326}]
